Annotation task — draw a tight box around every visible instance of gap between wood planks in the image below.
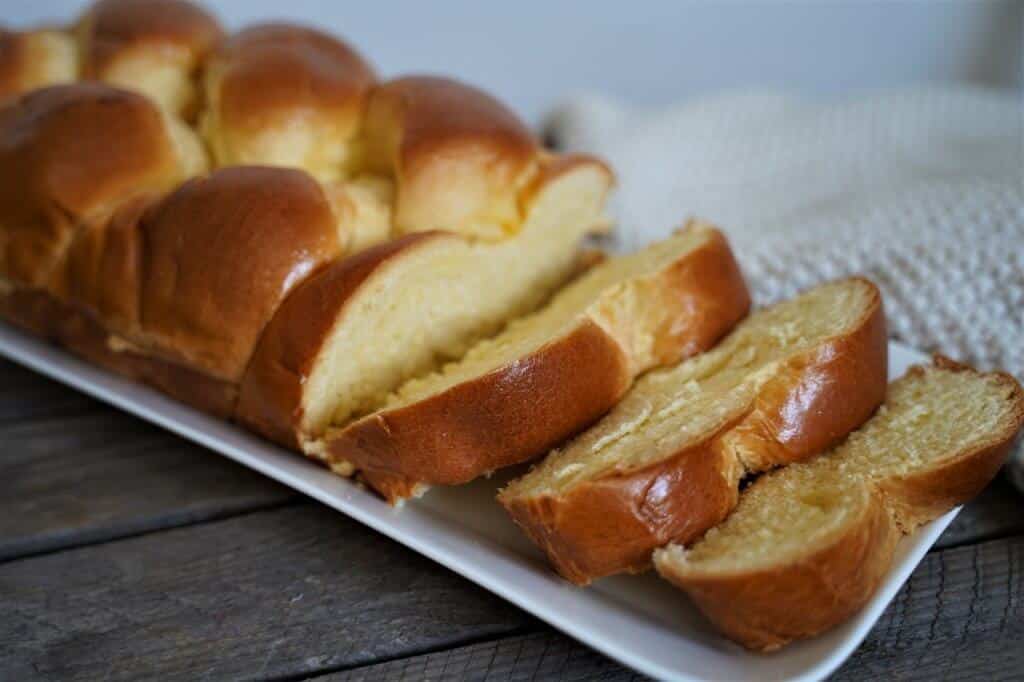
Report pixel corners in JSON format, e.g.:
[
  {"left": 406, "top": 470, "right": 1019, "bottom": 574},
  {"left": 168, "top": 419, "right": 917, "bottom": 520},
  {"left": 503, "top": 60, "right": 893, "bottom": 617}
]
[
  {"left": 302, "top": 535, "right": 1024, "bottom": 682},
  {"left": 2, "top": 500, "right": 1021, "bottom": 681},
  {"left": 260, "top": 626, "right": 539, "bottom": 682},
  {"left": 0, "top": 497, "right": 300, "bottom": 566}
]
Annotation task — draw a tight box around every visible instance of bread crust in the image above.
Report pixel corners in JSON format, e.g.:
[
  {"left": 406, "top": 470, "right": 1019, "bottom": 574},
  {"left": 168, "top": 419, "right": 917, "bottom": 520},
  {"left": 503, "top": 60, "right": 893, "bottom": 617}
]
[
  {"left": 361, "top": 75, "right": 538, "bottom": 236},
  {"left": 0, "top": 29, "right": 33, "bottom": 98},
  {"left": 655, "top": 483, "right": 901, "bottom": 652},
  {"left": 877, "top": 356, "right": 1024, "bottom": 532},
  {"left": 236, "top": 231, "right": 452, "bottom": 448},
  {"left": 327, "top": 227, "right": 751, "bottom": 504},
  {"left": 331, "top": 319, "right": 634, "bottom": 501},
  {"left": 126, "top": 166, "right": 341, "bottom": 382},
  {"left": 0, "top": 287, "right": 237, "bottom": 417},
  {"left": 0, "top": 83, "right": 186, "bottom": 287},
  {"left": 0, "top": 29, "right": 76, "bottom": 99},
  {"left": 722, "top": 278, "right": 888, "bottom": 471},
  {"left": 78, "top": 0, "right": 223, "bottom": 76},
  {"left": 237, "top": 154, "right": 614, "bottom": 450},
  {"left": 503, "top": 436, "right": 743, "bottom": 584},
  {"left": 500, "top": 278, "right": 887, "bottom": 584},
  {"left": 653, "top": 358, "right": 1024, "bottom": 651},
  {"left": 207, "top": 23, "right": 374, "bottom": 144}
]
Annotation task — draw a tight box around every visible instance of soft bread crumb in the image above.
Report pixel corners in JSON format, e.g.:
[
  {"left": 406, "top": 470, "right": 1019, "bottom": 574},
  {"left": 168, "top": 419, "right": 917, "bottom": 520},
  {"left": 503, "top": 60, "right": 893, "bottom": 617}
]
[
  {"left": 503, "top": 278, "right": 877, "bottom": 497},
  {"left": 300, "top": 161, "right": 613, "bottom": 436},
  {"left": 380, "top": 225, "right": 717, "bottom": 413},
  {"left": 329, "top": 459, "right": 356, "bottom": 477},
  {"left": 657, "top": 362, "right": 1024, "bottom": 575}
]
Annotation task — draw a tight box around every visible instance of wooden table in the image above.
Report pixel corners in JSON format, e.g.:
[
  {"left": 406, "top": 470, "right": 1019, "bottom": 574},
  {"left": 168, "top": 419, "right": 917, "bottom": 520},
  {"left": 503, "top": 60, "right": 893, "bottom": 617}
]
[{"left": 2, "top": 356, "right": 1022, "bottom": 681}]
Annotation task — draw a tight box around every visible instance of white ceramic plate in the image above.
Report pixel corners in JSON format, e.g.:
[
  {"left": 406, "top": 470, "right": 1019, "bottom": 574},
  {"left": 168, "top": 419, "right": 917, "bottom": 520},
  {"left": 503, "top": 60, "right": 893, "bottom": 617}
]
[{"left": 0, "top": 323, "right": 953, "bottom": 682}]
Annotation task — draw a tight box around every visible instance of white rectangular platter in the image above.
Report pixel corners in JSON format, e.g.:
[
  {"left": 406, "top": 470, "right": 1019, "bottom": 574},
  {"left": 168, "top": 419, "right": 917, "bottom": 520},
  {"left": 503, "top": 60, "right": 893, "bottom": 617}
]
[{"left": 0, "top": 321, "right": 954, "bottom": 682}]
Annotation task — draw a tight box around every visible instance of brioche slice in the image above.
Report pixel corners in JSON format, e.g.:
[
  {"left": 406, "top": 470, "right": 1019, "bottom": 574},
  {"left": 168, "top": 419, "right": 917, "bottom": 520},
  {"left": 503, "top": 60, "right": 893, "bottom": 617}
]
[
  {"left": 236, "top": 156, "right": 614, "bottom": 449},
  {"left": 654, "top": 358, "right": 1024, "bottom": 651},
  {"left": 499, "top": 278, "right": 887, "bottom": 584},
  {"left": 318, "top": 222, "right": 750, "bottom": 503}
]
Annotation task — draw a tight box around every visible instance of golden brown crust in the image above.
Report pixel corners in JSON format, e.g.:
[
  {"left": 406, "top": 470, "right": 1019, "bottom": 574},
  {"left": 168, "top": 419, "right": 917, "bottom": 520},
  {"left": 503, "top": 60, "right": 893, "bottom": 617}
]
[
  {"left": 327, "top": 228, "right": 751, "bottom": 504},
  {"left": 0, "top": 84, "right": 185, "bottom": 287},
  {"left": 0, "top": 27, "right": 78, "bottom": 101},
  {"left": 618, "top": 226, "right": 753, "bottom": 370},
  {"left": 504, "top": 438, "right": 742, "bottom": 585},
  {"left": 236, "top": 232, "right": 452, "bottom": 449},
  {"left": 723, "top": 277, "right": 888, "bottom": 471},
  {"left": 0, "top": 287, "right": 237, "bottom": 417},
  {"left": 0, "top": 286, "right": 68, "bottom": 340},
  {"left": 76, "top": 0, "right": 222, "bottom": 119},
  {"left": 51, "top": 194, "right": 152, "bottom": 333},
  {"left": 332, "top": 320, "right": 634, "bottom": 502},
  {"left": 127, "top": 166, "right": 341, "bottom": 382},
  {"left": 877, "top": 356, "right": 1024, "bottom": 531},
  {"left": 500, "top": 278, "right": 887, "bottom": 584},
  {"left": 77, "top": 0, "right": 222, "bottom": 94},
  {"left": 205, "top": 23, "right": 374, "bottom": 159},
  {"left": 362, "top": 75, "right": 538, "bottom": 236},
  {"left": 656, "top": 484, "right": 901, "bottom": 652},
  {"left": 0, "top": 28, "right": 30, "bottom": 98},
  {"left": 237, "top": 154, "right": 616, "bottom": 451},
  {"left": 79, "top": 0, "right": 222, "bottom": 73},
  {"left": 653, "top": 357, "right": 1024, "bottom": 651},
  {"left": 3, "top": 165, "right": 342, "bottom": 416}
]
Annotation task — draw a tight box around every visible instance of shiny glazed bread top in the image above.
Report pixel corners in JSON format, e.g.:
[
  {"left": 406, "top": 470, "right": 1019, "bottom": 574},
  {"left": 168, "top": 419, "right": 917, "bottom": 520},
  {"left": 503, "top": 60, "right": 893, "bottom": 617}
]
[{"left": 0, "top": 0, "right": 609, "bottom": 254}]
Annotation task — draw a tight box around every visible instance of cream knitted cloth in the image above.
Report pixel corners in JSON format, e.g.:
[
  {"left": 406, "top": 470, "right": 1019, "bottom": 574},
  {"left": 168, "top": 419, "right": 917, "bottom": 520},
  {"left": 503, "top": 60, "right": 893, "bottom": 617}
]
[{"left": 546, "top": 87, "right": 1024, "bottom": 488}]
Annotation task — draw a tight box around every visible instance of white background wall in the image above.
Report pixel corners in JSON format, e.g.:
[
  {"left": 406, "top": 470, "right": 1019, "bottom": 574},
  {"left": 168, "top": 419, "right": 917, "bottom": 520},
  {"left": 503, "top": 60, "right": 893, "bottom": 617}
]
[{"left": 5, "top": 0, "right": 1022, "bottom": 124}]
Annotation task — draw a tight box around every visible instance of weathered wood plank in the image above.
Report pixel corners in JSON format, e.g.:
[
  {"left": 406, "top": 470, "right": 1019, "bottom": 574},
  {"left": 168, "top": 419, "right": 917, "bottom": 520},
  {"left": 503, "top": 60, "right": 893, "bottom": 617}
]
[
  {"left": 320, "top": 536, "right": 1024, "bottom": 682},
  {"left": 832, "top": 534, "right": 1024, "bottom": 681},
  {"left": 0, "top": 358, "right": 99, "bottom": 423},
  {"left": 0, "top": 410, "right": 294, "bottom": 561},
  {"left": 326, "top": 631, "right": 642, "bottom": 682},
  {"left": 2, "top": 507, "right": 1020, "bottom": 682},
  {"left": 0, "top": 502, "right": 533, "bottom": 681}
]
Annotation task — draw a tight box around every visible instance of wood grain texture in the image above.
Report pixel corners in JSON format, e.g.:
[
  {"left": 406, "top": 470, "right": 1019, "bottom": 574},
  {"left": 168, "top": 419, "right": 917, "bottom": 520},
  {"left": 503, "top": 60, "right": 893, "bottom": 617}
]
[
  {"left": 832, "top": 534, "right": 1024, "bottom": 681},
  {"left": 0, "top": 503, "right": 532, "bottom": 681},
  {"left": 0, "top": 358, "right": 98, "bottom": 423},
  {"left": 314, "top": 536, "right": 1024, "bottom": 682},
  {"left": 0, "top": 409, "right": 294, "bottom": 561},
  {"left": 324, "top": 631, "right": 642, "bottom": 681}
]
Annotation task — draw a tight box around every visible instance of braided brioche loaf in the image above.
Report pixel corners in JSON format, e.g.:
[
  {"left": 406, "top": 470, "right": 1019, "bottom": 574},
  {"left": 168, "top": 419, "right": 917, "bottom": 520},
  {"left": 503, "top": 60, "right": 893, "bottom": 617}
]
[{"left": 0, "top": 0, "right": 618, "bottom": 445}]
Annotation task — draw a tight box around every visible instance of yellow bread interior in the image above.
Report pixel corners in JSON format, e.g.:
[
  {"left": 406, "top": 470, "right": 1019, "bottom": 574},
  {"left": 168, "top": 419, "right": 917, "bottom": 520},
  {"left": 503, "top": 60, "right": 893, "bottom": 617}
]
[
  {"left": 324, "top": 175, "right": 395, "bottom": 253},
  {"left": 200, "top": 56, "right": 357, "bottom": 183},
  {"left": 97, "top": 48, "right": 197, "bottom": 119},
  {"left": 11, "top": 31, "right": 78, "bottom": 94},
  {"left": 657, "top": 363, "right": 1023, "bottom": 574},
  {"left": 162, "top": 109, "right": 210, "bottom": 178},
  {"left": 384, "top": 224, "right": 717, "bottom": 411},
  {"left": 503, "top": 279, "right": 877, "bottom": 498},
  {"left": 655, "top": 467, "right": 862, "bottom": 574},
  {"left": 299, "top": 162, "right": 611, "bottom": 442}
]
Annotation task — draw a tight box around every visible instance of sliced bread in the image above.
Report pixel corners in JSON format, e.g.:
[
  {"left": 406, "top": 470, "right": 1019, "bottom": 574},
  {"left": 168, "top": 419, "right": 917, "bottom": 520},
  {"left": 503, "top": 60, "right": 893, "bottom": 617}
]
[
  {"left": 318, "top": 222, "right": 750, "bottom": 503},
  {"left": 499, "top": 278, "right": 888, "bottom": 584},
  {"left": 653, "top": 357, "right": 1024, "bottom": 651},
  {"left": 236, "top": 155, "right": 614, "bottom": 449}
]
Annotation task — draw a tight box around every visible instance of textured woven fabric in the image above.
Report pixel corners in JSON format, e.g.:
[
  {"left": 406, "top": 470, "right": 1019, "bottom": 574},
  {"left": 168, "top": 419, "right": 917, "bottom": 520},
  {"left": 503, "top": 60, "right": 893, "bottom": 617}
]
[{"left": 547, "top": 87, "right": 1024, "bottom": 486}]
